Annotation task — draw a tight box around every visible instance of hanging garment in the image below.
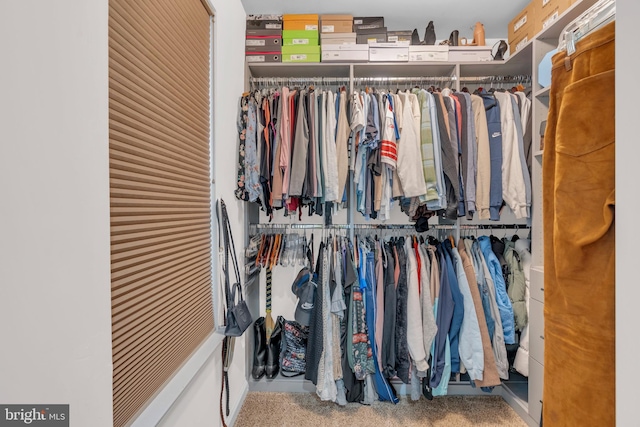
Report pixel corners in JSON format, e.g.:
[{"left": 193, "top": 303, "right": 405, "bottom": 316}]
[
  {"left": 413, "top": 89, "right": 439, "bottom": 205},
  {"left": 479, "top": 91, "right": 503, "bottom": 221},
  {"left": 396, "top": 91, "right": 427, "bottom": 198},
  {"left": 451, "top": 245, "right": 484, "bottom": 381},
  {"left": 394, "top": 237, "right": 411, "bottom": 384},
  {"left": 417, "top": 243, "right": 438, "bottom": 360},
  {"left": 324, "top": 90, "right": 339, "bottom": 202},
  {"left": 341, "top": 243, "right": 364, "bottom": 403},
  {"left": 442, "top": 240, "right": 464, "bottom": 374},
  {"left": 361, "top": 243, "right": 399, "bottom": 403},
  {"left": 381, "top": 241, "right": 397, "bottom": 379},
  {"left": 504, "top": 240, "right": 528, "bottom": 332},
  {"left": 478, "top": 235, "right": 515, "bottom": 344},
  {"left": 543, "top": 22, "right": 615, "bottom": 426},
  {"left": 494, "top": 91, "right": 528, "bottom": 218},
  {"left": 470, "top": 94, "right": 491, "bottom": 220},
  {"left": 430, "top": 246, "right": 453, "bottom": 389},
  {"left": 513, "top": 238, "right": 531, "bottom": 377},
  {"left": 458, "top": 240, "right": 501, "bottom": 388},
  {"left": 509, "top": 93, "right": 532, "bottom": 217},
  {"left": 405, "top": 238, "right": 429, "bottom": 372},
  {"left": 336, "top": 89, "right": 350, "bottom": 202}
]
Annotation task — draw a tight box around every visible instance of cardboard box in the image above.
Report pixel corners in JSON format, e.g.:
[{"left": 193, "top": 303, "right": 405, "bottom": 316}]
[
  {"left": 283, "top": 14, "right": 319, "bottom": 31},
  {"left": 321, "top": 44, "right": 369, "bottom": 62},
  {"left": 282, "top": 30, "right": 319, "bottom": 46},
  {"left": 245, "top": 36, "right": 282, "bottom": 48},
  {"left": 409, "top": 45, "right": 449, "bottom": 62},
  {"left": 282, "top": 45, "right": 321, "bottom": 62},
  {"left": 369, "top": 44, "right": 409, "bottom": 62},
  {"left": 509, "top": 25, "right": 534, "bottom": 54},
  {"left": 356, "top": 27, "right": 387, "bottom": 44},
  {"left": 246, "top": 52, "right": 282, "bottom": 63},
  {"left": 448, "top": 46, "right": 493, "bottom": 61},
  {"left": 246, "top": 46, "right": 281, "bottom": 53},
  {"left": 353, "top": 17, "right": 384, "bottom": 28},
  {"left": 535, "top": 0, "right": 572, "bottom": 34},
  {"left": 387, "top": 30, "right": 413, "bottom": 43},
  {"left": 246, "top": 15, "right": 283, "bottom": 30},
  {"left": 508, "top": 1, "right": 535, "bottom": 45},
  {"left": 321, "top": 32, "right": 357, "bottom": 45},
  {"left": 320, "top": 14, "right": 353, "bottom": 33}
]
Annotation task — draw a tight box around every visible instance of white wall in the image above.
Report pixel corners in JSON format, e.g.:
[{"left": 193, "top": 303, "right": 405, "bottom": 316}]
[
  {"left": 616, "top": 3, "right": 638, "bottom": 426},
  {"left": 159, "top": 0, "right": 250, "bottom": 425},
  {"left": 0, "top": 1, "right": 113, "bottom": 426}
]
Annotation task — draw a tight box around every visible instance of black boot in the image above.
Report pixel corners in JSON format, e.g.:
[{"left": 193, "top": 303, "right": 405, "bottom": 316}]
[
  {"left": 494, "top": 40, "right": 508, "bottom": 60},
  {"left": 424, "top": 21, "right": 436, "bottom": 45},
  {"left": 252, "top": 317, "right": 266, "bottom": 380},
  {"left": 265, "top": 316, "right": 284, "bottom": 379},
  {"left": 449, "top": 30, "right": 459, "bottom": 47},
  {"left": 411, "top": 29, "right": 421, "bottom": 46}
]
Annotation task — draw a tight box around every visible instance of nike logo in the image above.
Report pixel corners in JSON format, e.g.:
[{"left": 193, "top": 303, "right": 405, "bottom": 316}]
[{"left": 492, "top": 132, "right": 501, "bottom": 138}]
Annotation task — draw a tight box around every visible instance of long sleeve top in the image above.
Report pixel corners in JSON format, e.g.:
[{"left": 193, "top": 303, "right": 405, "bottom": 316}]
[
  {"left": 451, "top": 246, "right": 484, "bottom": 381},
  {"left": 405, "top": 238, "right": 429, "bottom": 372}
]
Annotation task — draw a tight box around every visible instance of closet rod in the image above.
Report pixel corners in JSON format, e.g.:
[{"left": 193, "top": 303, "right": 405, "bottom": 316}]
[
  {"left": 353, "top": 76, "right": 456, "bottom": 83},
  {"left": 249, "top": 76, "right": 351, "bottom": 85},
  {"left": 459, "top": 75, "right": 531, "bottom": 83},
  {"left": 249, "top": 223, "right": 530, "bottom": 231}
]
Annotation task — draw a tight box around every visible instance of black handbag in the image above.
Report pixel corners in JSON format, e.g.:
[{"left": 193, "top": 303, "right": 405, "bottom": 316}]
[
  {"left": 218, "top": 199, "right": 253, "bottom": 337},
  {"left": 225, "top": 283, "right": 252, "bottom": 337}
]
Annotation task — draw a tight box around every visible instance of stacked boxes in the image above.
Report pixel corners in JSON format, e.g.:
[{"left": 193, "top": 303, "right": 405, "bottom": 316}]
[
  {"left": 354, "top": 17, "right": 386, "bottom": 44},
  {"left": 508, "top": 2, "right": 535, "bottom": 55},
  {"left": 320, "top": 14, "right": 365, "bottom": 62},
  {"left": 534, "top": 0, "right": 574, "bottom": 34},
  {"left": 246, "top": 15, "right": 283, "bottom": 63},
  {"left": 283, "top": 14, "right": 320, "bottom": 62},
  {"left": 408, "top": 45, "right": 449, "bottom": 62}
]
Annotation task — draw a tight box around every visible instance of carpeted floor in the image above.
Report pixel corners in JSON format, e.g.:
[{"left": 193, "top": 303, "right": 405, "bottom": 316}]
[{"left": 235, "top": 392, "right": 528, "bottom": 427}]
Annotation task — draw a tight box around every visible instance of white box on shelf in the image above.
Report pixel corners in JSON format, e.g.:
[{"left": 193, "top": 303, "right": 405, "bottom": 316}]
[
  {"left": 321, "top": 32, "right": 357, "bottom": 45},
  {"left": 369, "top": 47, "right": 409, "bottom": 62},
  {"left": 368, "top": 41, "right": 410, "bottom": 48},
  {"left": 408, "top": 45, "right": 449, "bottom": 62},
  {"left": 321, "top": 44, "right": 369, "bottom": 62},
  {"left": 448, "top": 46, "right": 493, "bottom": 62}
]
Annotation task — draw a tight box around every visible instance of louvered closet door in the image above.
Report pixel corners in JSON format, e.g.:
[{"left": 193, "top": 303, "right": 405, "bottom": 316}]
[{"left": 109, "top": 0, "right": 213, "bottom": 425}]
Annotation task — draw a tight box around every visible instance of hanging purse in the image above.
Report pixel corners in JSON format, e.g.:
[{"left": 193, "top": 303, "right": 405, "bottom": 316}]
[{"left": 219, "top": 199, "right": 253, "bottom": 337}]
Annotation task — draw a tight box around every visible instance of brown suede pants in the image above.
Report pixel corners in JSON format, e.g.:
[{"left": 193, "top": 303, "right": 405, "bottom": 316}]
[{"left": 543, "top": 21, "right": 615, "bottom": 426}]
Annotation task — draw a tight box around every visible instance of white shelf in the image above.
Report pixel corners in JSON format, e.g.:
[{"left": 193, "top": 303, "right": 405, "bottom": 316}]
[
  {"left": 248, "top": 62, "right": 351, "bottom": 78},
  {"left": 535, "top": 86, "right": 551, "bottom": 98},
  {"left": 353, "top": 62, "right": 456, "bottom": 78}
]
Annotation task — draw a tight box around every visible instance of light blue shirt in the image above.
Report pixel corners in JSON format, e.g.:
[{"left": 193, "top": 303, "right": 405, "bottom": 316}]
[{"left": 478, "top": 236, "right": 516, "bottom": 344}]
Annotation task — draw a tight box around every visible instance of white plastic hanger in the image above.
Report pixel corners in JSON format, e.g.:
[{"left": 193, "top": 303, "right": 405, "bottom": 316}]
[{"left": 558, "top": 0, "right": 615, "bottom": 54}]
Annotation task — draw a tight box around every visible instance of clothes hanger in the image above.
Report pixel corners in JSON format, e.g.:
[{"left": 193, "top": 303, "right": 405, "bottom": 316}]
[{"left": 559, "top": 0, "right": 615, "bottom": 54}]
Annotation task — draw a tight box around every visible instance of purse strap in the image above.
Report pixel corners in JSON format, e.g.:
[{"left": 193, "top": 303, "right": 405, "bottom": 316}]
[{"left": 218, "top": 199, "right": 242, "bottom": 310}]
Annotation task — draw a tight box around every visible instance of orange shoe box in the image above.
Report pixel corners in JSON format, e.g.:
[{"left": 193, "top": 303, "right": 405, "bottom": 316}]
[{"left": 283, "top": 14, "right": 319, "bottom": 31}]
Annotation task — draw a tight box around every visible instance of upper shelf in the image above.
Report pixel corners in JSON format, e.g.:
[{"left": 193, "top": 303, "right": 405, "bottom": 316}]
[
  {"left": 537, "top": 0, "right": 602, "bottom": 41},
  {"left": 247, "top": 63, "right": 350, "bottom": 78}
]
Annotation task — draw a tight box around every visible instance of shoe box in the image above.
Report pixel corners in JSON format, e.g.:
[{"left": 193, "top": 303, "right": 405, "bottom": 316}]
[
  {"left": 408, "top": 45, "right": 449, "bottom": 62},
  {"left": 283, "top": 14, "right": 319, "bottom": 31},
  {"left": 320, "top": 14, "right": 353, "bottom": 34},
  {"left": 387, "top": 30, "right": 413, "bottom": 43},
  {"left": 282, "top": 45, "right": 321, "bottom": 63},
  {"left": 322, "top": 44, "right": 369, "bottom": 62},
  {"left": 448, "top": 46, "right": 493, "bottom": 62},
  {"left": 283, "top": 30, "right": 319, "bottom": 46},
  {"left": 369, "top": 41, "right": 410, "bottom": 62},
  {"left": 246, "top": 16, "right": 283, "bottom": 62},
  {"left": 354, "top": 16, "right": 386, "bottom": 44},
  {"left": 321, "top": 32, "right": 357, "bottom": 45}
]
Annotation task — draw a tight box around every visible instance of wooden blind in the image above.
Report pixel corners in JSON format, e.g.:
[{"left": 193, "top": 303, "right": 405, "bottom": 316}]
[{"left": 108, "top": 0, "right": 213, "bottom": 425}]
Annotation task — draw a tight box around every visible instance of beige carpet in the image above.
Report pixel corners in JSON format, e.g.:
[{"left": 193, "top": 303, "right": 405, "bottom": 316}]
[{"left": 235, "top": 392, "right": 528, "bottom": 427}]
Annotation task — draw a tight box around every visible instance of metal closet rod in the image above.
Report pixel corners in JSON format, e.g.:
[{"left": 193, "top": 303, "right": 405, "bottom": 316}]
[
  {"left": 250, "top": 76, "right": 350, "bottom": 84},
  {"left": 353, "top": 76, "right": 456, "bottom": 83},
  {"left": 459, "top": 75, "right": 532, "bottom": 83},
  {"left": 249, "top": 223, "right": 529, "bottom": 230}
]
